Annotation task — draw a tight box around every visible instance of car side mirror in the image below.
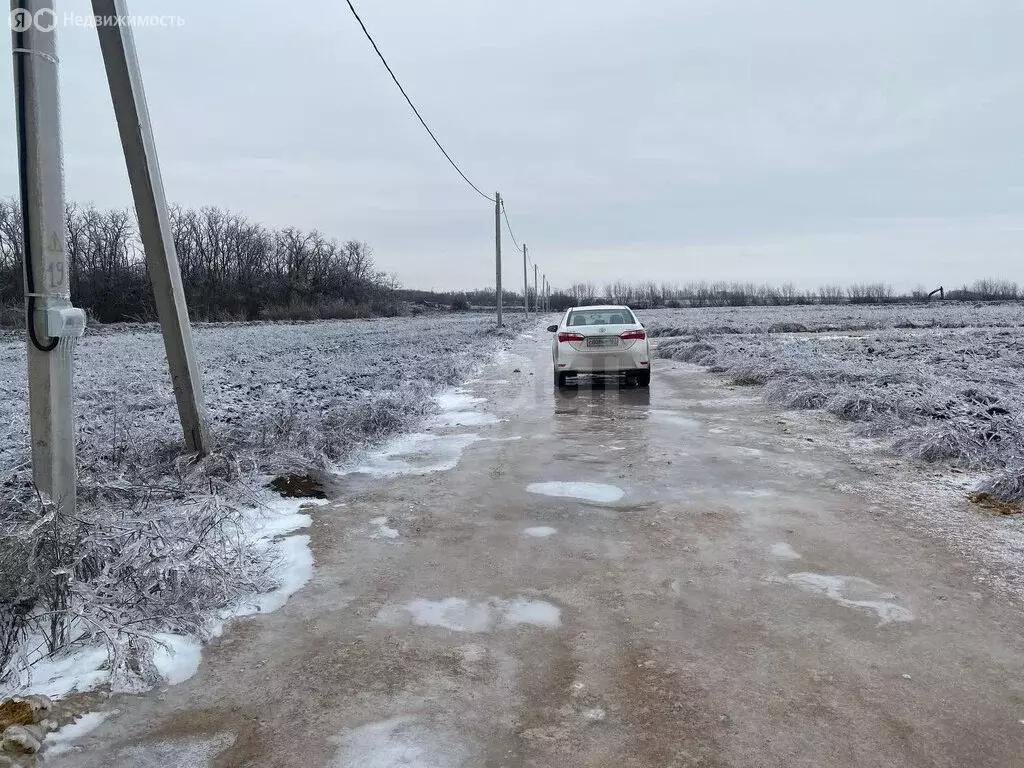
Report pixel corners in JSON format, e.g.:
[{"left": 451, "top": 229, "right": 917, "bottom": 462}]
[{"left": 546, "top": 324, "right": 558, "bottom": 332}]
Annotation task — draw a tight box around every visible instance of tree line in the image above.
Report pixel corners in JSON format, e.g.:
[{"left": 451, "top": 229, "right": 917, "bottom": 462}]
[{"left": 0, "top": 198, "right": 400, "bottom": 325}]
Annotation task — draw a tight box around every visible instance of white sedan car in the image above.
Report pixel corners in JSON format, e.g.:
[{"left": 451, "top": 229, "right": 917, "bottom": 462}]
[{"left": 547, "top": 305, "right": 651, "bottom": 387}]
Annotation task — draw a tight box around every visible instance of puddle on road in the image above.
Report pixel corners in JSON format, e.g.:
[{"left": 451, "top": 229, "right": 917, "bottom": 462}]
[
  {"left": 524, "top": 526, "right": 558, "bottom": 538},
  {"left": 376, "top": 597, "right": 562, "bottom": 632},
  {"left": 527, "top": 482, "right": 625, "bottom": 504},
  {"left": 330, "top": 716, "right": 474, "bottom": 768},
  {"left": 787, "top": 573, "right": 913, "bottom": 625}
]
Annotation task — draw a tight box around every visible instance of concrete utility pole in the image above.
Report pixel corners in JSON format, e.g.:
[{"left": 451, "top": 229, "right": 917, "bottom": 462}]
[
  {"left": 534, "top": 263, "right": 539, "bottom": 315},
  {"left": 522, "top": 243, "right": 529, "bottom": 318},
  {"left": 494, "top": 191, "right": 502, "bottom": 327},
  {"left": 92, "top": 0, "right": 209, "bottom": 453},
  {"left": 13, "top": 0, "right": 87, "bottom": 511}
]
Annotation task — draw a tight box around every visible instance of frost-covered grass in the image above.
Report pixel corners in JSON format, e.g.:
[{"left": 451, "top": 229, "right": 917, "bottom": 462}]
[
  {"left": 645, "top": 304, "right": 1024, "bottom": 506},
  {"left": 0, "top": 314, "right": 517, "bottom": 693},
  {"left": 639, "top": 301, "right": 1024, "bottom": 337}
]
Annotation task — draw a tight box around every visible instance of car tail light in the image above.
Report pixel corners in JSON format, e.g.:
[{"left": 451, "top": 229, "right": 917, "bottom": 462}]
[
  {"left": 558, "top": 331, "right": 586, "bottom": 343},
  {"left": 619, "top": 329, "right": 647, "bottom": 341}
]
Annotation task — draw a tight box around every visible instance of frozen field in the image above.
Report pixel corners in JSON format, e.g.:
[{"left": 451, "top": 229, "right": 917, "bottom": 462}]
[
  {"left": 0, "top": 315, "right": 516, "bottom": 477},
  {"left": 641, "top": 302, "right": 1024, "bottom": 505}
]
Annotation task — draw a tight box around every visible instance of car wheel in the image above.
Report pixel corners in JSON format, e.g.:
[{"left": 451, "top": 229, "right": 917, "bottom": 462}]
[
  {"left": 636, "top": 370, "right": 651, "bottom": 387},
  {"left": 554, "top": 369, "right": 568, "bottom": 388}
]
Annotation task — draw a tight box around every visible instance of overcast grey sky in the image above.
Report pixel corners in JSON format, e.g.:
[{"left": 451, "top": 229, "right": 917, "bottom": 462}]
[{"left": 1, "top": 0, "right": 1021, "bottom": 291}]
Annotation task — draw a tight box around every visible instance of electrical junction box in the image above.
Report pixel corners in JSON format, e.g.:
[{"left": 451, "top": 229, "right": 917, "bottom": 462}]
[{"left": 43, "top": 306, "right": 88, "bottom": 338}]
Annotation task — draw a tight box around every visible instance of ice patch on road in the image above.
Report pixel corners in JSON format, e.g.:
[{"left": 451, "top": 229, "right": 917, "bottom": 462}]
[
  {"left": 734, "top": 489, "right": 776, "bottom": 498},
  {"left": 524, "top": 526, "right": 557, "bottom": 538},
  {"left": 787, "top": 573, "right": 913, "bottom": 625},
  {"left": 431, "top": 410, "right": 499, "bottom": 427},
  {"left": 527, "top": 482, "right": 625, "bottom": 504},
  {"left": 349, "top": 433, "right": 482, "bottom": 477},
  {"left": 331, "top": 716, "right": 474, "bottom": 768},
  {"left": 771, "top": 542, "right": 801, "bottom": 560},
  {"left": 437, "top": 392, "right": 486, "bottom": 410},
  {"left": 651, "top": 410, "right": 701, "bottom": 429},
  {"left": 432, "top": 389, "right": 498, "bottom": 428},
  {"left": 46, "top": 710, "right": 117, "bottom": 757},
  {"left": 376, "top": 597, "right": 562, "bottom": 632},
  {"left": 370, "top": 516, "right": 400, "bottom": 539},
  {"left": 101, "top": 733, "right": 236, "bottom": 768}
]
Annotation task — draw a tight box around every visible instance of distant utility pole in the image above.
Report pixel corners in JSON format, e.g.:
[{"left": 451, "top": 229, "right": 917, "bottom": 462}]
[
  {"left": 522, "top": 243, "right": 529, "bottom": 318},
  {"left": 12, "top": 0, "right": 87, "bottom": 511},
  {"left": 534, "top": 263, "right": 538, "bottom": 315},
  {"left": 494, "top": 191, "right": 502, "bottom": 327},
  {"left": 92, "top": 0, "right": 209, "bottom": 453}
]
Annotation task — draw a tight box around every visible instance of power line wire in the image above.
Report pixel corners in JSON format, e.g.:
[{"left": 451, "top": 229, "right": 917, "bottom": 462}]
[
  {"left": 501, "top": 201, "right": 521, "bottom": 250},
  {"left": 344, "top": 0, "right": 495, "bottom": 203}
]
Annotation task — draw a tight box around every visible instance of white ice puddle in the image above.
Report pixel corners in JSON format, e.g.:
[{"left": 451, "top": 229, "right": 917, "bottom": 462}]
[
  {"left": 436, "top": 392, "right": 487, "bottom": 410},
  {"left": 527, "top": 481, "right": 625, "bottom": 504},
  {"left": 377, "top": 597, "right": 562, "bottom": 632},
  {"left": 431, "top": 390, "right": 499, "bottom": 428},
  {"left": 431, "top": 410, "right": 499, "bottom": 428},
  {"left": 524, "top": 526, "right": 557, "bottom": 538},
  {"left": 651, "top": 410, "right": 701, "bottom": 430},
  {"left": 330, "top": 716, "right": 473, "bottom": 768},
  {"left": 771, "top": 542, "right": 802, "bottom": 560},
  {"left": 370, "top": 516, "right": 400, "bottom": 539},
  {"left": 47, "top": 710, "right": 118, "bottom": 757},
  {"left": 733, "top": 489, "right": 777, "bottom": 499},
  {"left": 787, "top": 573, "right": 914, "bottom": 625},
  {"left": 347, "top": 433, "right": 482, "bottom": 477}
]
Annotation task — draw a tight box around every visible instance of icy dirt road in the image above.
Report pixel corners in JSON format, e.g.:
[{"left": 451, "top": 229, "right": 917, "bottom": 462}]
[{"left": 54, "top": 335, "right": 1024, "bottom": 767}]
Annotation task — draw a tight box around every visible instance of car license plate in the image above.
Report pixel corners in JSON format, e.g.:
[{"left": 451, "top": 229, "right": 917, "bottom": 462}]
[{"left": 587, "top": 337, "right": 617, "bottom": 348}]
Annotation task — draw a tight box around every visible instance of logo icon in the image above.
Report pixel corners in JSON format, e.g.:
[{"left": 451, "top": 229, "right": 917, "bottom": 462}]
[{"left": 9, "top": 8, "right": 56, "bottom": 32}]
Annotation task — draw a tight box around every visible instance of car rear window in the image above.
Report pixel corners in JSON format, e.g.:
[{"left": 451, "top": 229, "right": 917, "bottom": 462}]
[{"left": 567, "top": 309, "right": 636, "bottom": 327}]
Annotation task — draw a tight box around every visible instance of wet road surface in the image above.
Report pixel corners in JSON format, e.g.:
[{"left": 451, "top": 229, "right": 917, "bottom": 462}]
[{"left": 56, "top": 337, "right": 1024, "bottom": 767}]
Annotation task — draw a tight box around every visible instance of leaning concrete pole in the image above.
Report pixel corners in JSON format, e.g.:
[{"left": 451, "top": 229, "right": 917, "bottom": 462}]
[
  {"left": 12, "top": 0, "right": 86, "bottom": 511},
  {"left": 92, "top": 0, "right": 209, "bottom": 453}
]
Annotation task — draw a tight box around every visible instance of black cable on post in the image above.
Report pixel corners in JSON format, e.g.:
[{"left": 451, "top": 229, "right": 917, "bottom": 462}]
[
  {"left": 344, "top": 0, "right": 495, "bottom": 204},
  {"left": 13, "top": 23, "right": 58, "bottom": 353}
]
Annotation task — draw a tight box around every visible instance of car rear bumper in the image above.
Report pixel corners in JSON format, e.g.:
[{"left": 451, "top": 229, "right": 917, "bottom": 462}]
[{"left": 555, "top": 348, "right": 650, "bottom": 373}]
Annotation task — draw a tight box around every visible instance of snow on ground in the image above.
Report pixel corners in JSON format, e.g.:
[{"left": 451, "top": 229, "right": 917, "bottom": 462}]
[
  {"left": 524, "top": 526, "right": 558, "bottom": 538},
  {"left": 45, "top": 710, "right": 118, "bottom": 757}
]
